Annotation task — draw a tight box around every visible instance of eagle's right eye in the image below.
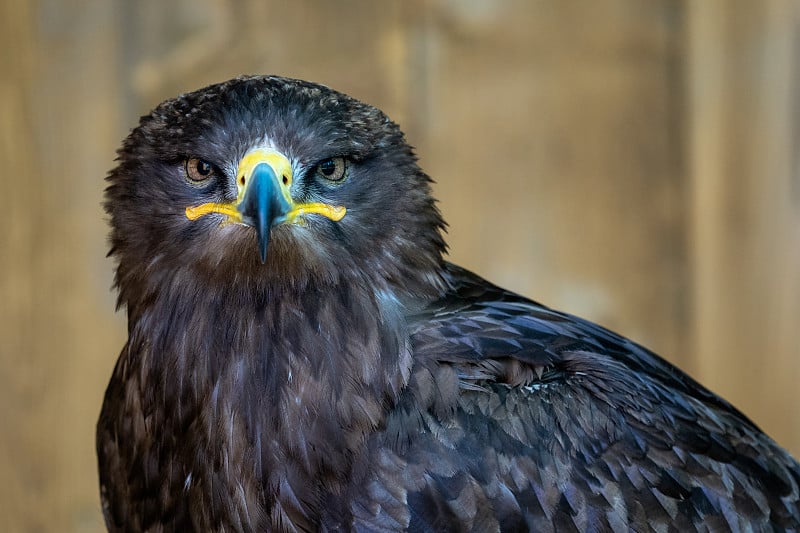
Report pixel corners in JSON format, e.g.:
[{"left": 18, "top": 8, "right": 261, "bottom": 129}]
[{"left": 185, "top": 158, "right": 216, "bottom": 184}]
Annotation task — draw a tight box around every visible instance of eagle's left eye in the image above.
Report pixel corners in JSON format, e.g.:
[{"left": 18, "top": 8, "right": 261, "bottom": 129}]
[
  {"left": 185, "top": 158, "right": 217, "bottom": 184},
  {"left": 315, "top": 157, "right": 347, "bottom": 182}
]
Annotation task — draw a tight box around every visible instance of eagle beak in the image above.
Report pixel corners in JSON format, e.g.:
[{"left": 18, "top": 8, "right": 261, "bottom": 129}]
[
  {"left": 185, "top": 149, "right": 346, "bottom": 263},
  {"left": 237, "top": 158, "right": 292, "bottom": 263}
]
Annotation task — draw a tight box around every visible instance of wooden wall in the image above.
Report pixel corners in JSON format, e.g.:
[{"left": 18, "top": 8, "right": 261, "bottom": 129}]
[{"left": 1, "top": 0, "right": 798, "bottom": 530}]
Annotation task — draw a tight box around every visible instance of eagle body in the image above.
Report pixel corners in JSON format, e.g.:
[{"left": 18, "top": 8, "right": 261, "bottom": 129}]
[{"left": 98, "top": 76, "right": 800, "bottom": 531}]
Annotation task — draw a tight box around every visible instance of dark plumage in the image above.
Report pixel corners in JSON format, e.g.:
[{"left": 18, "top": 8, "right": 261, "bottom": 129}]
[{"left": 98, "top": 75, "right": 800, "bottom": 531}]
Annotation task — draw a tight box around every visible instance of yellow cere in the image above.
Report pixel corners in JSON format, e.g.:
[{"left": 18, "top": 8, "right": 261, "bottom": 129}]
[
  {"left": 235, "top": 149, "right": 294, "bottom": 205},
  {"left": 185, "top": 148, "right": 346, "bottom": 225}
]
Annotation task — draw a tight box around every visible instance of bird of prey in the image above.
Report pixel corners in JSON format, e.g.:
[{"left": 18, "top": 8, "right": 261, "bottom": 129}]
[{"left": 97, "top": 75, "right": 800, "bottom": 532}]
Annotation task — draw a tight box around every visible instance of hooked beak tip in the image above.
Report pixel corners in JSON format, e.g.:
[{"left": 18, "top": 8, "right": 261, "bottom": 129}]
[{"left": 258, "top": 235, "right": 269, "bottom": 264}]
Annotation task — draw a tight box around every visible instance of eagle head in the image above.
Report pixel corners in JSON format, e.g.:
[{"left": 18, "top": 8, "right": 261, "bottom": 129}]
[{"left": 106, "top": 76, "right": 447, "bottom": 310}]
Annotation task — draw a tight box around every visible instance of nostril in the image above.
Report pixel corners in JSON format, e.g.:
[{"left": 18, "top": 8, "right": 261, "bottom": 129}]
[
  {"left": 239, "top": 175, "right": 246, "bottom": 186},
  {"left": 282, "top": 175, "right": 289, "bottom": 186}
]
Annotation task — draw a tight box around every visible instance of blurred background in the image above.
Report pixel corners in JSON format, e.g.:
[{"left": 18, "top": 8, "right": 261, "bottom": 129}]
[{"left": 1, "top": 0, "right": 799, "bottom": 530}]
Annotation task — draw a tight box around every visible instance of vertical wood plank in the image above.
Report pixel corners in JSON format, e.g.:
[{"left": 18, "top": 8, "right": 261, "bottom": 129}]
[
  {"left": 0, "top": 0, "right": 43, "bottom": 529},
  {"left": 688, "top": 0, "right": 800, "bottom": 451},
  {"left": 124, "top": 0, "right": 418, "bottom": 126},
  {"left": 422, "top": 0, "right": 690, "bottom": 363},
  {"left": 1, "top": 0, "right": 127, "bottom": 530}
]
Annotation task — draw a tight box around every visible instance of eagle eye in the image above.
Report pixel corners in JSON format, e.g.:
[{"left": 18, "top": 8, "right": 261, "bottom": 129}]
[
  {"left": 185, "top": 158, "right": 217, "bottom": 184},
  {"left": 315, "top": 157, "right": 347, "bottom": 182}
]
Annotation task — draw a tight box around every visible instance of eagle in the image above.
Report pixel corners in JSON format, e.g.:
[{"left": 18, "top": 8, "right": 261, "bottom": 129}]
[{"left": 98, "top": 75, "right": 800, "bottom": 532}]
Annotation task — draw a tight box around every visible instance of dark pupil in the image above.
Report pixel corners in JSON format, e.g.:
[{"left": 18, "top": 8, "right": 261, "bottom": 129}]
[
  {"left": 319, "top": 159, "right": 336, "bottom": 175},
  {"left": 196, "top": 160, "right": 212, "bottom": 176}
]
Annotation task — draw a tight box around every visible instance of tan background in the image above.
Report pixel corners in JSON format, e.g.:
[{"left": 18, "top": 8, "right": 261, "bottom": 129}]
[{"left": 2, "top": 0, "right": 799, "bottom": 530}]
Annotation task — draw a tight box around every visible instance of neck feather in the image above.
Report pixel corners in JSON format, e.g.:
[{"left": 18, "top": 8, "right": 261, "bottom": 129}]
[{"left": 123, "top": 271, "right": 412, "bottom": 523}]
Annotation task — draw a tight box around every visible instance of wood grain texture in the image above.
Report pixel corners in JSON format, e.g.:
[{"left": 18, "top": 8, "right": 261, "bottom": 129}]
[
  {"left": 422, "top": 0, "right": 689, "bottom": 362},
  {"left": 0, "top": 1, "right": 126, "bottom": 530},
  {"left": 1, "top": 0, "right": 798, "bottom": 530},
  {"left": 688, "top": 0, "right": 800, "bottom": 458}
]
